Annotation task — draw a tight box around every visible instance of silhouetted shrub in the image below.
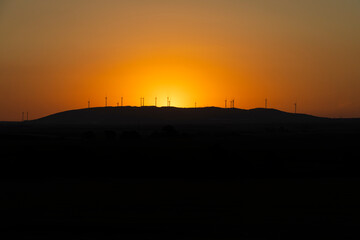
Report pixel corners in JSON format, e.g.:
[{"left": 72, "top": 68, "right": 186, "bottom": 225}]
[{"left": 162, "top": 125, "right": 178, "bottom": 137}]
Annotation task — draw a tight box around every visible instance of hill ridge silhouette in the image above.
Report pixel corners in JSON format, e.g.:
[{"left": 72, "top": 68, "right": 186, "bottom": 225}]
[{"left": 30, "top": 106, "right": 327, "bottom": 125}]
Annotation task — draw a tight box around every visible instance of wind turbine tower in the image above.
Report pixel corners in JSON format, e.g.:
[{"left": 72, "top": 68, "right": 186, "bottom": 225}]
[{"left": 230, "top": 99, "right": 235, "bottom": 108}]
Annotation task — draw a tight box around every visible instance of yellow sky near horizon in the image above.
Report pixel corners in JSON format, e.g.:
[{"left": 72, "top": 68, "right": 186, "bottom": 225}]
[{"left": 0, "top": 0, "right": 360, "bottom": 120}]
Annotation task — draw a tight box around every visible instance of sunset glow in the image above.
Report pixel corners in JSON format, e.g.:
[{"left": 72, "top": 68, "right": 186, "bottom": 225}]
[{"left": 1, "top": 0, "right": 360, "bottom": 120}]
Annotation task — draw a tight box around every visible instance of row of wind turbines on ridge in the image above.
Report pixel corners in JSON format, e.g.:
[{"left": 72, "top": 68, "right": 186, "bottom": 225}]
[
  {"left": 88, "top": 96, "right": 298, "bottom": 114},
  {"left": 20, "top": 97, "right": 297, "bottom": 121}
]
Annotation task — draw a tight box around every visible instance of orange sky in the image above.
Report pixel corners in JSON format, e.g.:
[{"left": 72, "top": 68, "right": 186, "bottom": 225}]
[{"left": 1, "top": 0, "right": 360, "bottom": 120}]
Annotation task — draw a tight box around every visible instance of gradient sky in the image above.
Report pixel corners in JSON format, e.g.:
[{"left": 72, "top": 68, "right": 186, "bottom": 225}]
[{"left": 1, "top": 0, "right": 359, "bottom": 120}]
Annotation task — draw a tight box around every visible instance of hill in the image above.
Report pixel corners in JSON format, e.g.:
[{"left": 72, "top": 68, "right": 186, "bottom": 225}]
[
  {"left": 2, "top": 106, "right": 360, "bottom": 240},
  {"left": 31, "top": 106, "right": 325, "bottom": 125}
]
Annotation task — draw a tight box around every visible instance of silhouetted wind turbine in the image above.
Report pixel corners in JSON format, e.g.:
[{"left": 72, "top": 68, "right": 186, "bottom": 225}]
[
  {"left": 294, "top": 102, "right": 297, "bottom": 114},
  {"left": 265, "top": 98, "right": 267, "bottom": 109},
  {"left": 121, "top": 97, "right": 123, "bottom": 107},
  {"left": 230, "top": 99, "right": 235, "bottom": 108},
  {"left": 105, "top": 96, "right": 107, "bottom": 107},
  {"left": 155, "top": 97, "right": 157, "bottom": 107}
]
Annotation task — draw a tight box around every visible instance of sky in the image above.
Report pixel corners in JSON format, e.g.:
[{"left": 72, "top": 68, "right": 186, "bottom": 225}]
[{"left": 0, "top": 0, "right": 359, "bottom": 120}]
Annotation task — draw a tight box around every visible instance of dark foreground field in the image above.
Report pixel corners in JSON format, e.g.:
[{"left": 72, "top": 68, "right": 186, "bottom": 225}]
[{"left": 1, "top": 108, "right": 360, "bottom": 239}]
